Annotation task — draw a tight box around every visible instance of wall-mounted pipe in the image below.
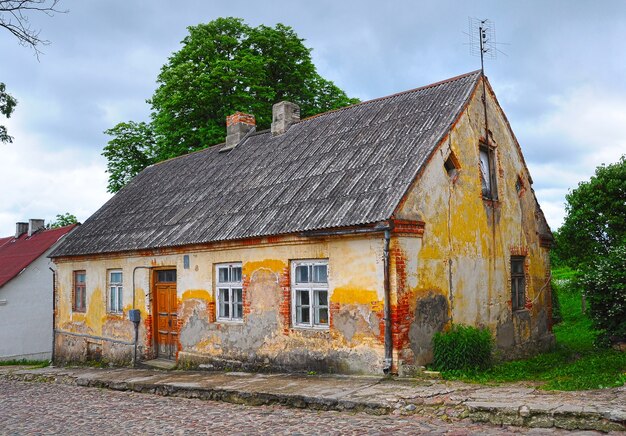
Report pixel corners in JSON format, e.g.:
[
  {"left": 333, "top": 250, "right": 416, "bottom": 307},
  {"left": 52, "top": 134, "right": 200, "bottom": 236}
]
[
  {"left": 382, "top": 228, "right": 393, "bottom": 374},
  {"left": 131, "top": 266, "right": 152, "bottom": 366},
  {"left": 49, "top": 266, "right": 56, "bottom": 363}
]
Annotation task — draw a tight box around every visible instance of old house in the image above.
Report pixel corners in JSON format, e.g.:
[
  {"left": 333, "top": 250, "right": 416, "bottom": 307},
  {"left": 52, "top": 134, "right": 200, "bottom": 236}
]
[
  {"left": 50, "top": 71, "right": 554, "bottom": 374},
  {"left": 0, "top": 220, "right": 77, "bottom": 361}
]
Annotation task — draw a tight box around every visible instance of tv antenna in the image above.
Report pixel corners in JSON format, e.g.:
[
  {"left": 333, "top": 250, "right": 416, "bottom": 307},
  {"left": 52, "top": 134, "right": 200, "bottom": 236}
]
[{"left": 467, "top": 18, "right": 503, "bottom": 75}]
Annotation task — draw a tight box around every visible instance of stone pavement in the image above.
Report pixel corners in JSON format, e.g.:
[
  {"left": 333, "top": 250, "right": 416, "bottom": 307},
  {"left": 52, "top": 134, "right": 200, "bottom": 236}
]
[{"left": 0, "top": 365, "right": 624, "bottom": 433}]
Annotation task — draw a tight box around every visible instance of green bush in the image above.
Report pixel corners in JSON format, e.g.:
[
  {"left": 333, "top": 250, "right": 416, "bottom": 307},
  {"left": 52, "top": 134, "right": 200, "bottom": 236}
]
[
  {"left": 550, "top": 277, "right": 563, "bottom": 325},
  {"left": 580, "top": 244, "right": 626, "bottom": 346},
  {"left": 432, "top": 324, "right": 494, "bottom": 371}
]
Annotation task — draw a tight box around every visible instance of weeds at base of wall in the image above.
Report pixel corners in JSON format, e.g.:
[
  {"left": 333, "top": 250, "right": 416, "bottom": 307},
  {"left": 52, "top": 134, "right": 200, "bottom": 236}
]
[
  {"left": 0, "top": 359, "right": 50, "bottom": 368},
  {"left": 431, "top": 324, "right": 494, "bottom": 372}
]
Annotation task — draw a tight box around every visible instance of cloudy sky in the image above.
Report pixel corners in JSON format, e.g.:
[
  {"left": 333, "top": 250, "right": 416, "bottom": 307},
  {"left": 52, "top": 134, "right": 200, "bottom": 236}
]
[{"left": 1, "top": 0, "right": 625, "bottom": 236}]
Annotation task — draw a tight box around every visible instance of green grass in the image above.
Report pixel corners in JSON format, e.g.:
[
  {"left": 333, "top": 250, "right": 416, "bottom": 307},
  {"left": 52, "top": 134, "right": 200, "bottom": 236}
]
[
  {"left": 440, "top": 268, "right": 626, "bottom": 390},
  {"left": 0, "top": 359, "right": 50, "bottom": 368}
]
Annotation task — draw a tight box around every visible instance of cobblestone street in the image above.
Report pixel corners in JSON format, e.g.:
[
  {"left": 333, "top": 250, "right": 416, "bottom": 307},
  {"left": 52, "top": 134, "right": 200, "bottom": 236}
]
[{"left": 0, "top": 379, "right": 604, "bottom": 435}]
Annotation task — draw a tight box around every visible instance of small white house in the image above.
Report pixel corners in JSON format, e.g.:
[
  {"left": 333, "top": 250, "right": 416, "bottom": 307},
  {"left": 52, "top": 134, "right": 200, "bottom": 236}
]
[{"left": 0, "top": 220, "right": 77, "bottom": 361}]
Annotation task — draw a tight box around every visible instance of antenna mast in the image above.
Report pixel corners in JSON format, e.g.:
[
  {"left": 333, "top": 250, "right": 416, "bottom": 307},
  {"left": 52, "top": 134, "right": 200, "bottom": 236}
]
[{"left": 468, "top": 18, "right": 497, "bottom": 143}]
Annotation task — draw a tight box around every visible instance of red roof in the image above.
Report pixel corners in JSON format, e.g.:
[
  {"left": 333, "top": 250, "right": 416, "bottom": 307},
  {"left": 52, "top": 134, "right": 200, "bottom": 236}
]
[{"left": 0, "top": 224, "right": 78, "bottom": 288}]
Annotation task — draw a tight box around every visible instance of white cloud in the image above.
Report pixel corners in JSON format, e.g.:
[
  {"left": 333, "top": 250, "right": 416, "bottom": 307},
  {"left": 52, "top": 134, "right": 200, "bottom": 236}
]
[{"left": 0, "top": 118, "right": 111, "bottom": 235}]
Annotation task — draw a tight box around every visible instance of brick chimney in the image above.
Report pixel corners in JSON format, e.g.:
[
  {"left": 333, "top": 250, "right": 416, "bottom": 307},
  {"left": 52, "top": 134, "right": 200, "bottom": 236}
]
[
  {"left": 271, "top": 101, "right": 300, "bottom": 136},
  {"left": 28, "top": 219, "right": 45, "bottom": 237},
  {"left": 15, "top": 222, "right": 28, "bottom": 238},
  {"left": 223, "top": 112, "right": 256, "bottom": 151}
]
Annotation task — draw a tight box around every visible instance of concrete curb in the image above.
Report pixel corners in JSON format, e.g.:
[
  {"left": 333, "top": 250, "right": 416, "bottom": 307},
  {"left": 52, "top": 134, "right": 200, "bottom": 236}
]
[{"left": 2, "top": 367, "right": 624, "bottom": 432}]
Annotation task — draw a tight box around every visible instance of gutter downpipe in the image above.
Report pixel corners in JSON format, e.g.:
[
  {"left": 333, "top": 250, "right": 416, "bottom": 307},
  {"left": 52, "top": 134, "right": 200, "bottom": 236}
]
[
  {"left": 383, "top": 228, "right": 393, "bottom": 374},
  {"left": 302, "top": 221, "right": 394, "bottom": 375},
  {"left": 49, "top": 267, "right": 56, "bottom": 363},
  {"left": 132, "top": 266, "right": 152, "bottom": 367}
]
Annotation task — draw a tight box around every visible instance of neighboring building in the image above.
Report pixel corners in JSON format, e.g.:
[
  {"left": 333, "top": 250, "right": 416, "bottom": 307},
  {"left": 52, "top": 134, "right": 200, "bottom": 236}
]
[
  {"left": 50, "top": 71, "right": 554, "bottom": 374},
  {"left": 0, "top": 220, "right": 77, "bottom": 361}
]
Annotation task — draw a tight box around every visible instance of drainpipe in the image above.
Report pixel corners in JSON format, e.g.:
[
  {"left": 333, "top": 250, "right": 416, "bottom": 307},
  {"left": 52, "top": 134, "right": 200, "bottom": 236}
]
[
  {"left": 131, "top": 266, "right": 152, "bottom": 367},
  {"left": 383, "top": 228, "right": 393, "bottom": 374},
  {"left": 49, "top": 267, "right": 56, "bottom": 364}
]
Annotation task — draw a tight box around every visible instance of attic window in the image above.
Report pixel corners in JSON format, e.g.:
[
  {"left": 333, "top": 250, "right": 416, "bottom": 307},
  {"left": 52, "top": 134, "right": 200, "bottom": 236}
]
[
  {"left": 444, "top": 152, "right": 460, "bottom": 179},
  {"left": 515, "top": 175, "right": 525, "bottom": 195},
  {"left": 479, "top": 143, "right": 498, "bottom": 200}
]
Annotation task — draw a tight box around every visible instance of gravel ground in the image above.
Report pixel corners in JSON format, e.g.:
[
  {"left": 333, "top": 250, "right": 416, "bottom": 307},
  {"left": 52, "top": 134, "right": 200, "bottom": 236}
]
[{"left": 0, "top": 379, "right": 605, "bottom": 435}]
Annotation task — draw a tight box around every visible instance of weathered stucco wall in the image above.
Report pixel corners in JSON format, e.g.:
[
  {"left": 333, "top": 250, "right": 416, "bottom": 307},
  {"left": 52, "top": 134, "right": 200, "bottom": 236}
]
[
  {"left": 54, "top": 235, "right": 388, "bottom": 373},
  {"left": 0, "top": 248, "right": 56, "bottom": 361},
  {"left": 394, "top": 77, "right": 554, "bottom": 365}
]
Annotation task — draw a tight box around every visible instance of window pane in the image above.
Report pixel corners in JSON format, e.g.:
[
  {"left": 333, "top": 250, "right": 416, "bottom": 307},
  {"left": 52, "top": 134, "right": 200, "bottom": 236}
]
[
  {"left": 297, "top": 289, "right": 309, "bottom": 306},
  {"left": 110, "top": 286, "right": 116, "bottom": 310},
  {"left": 233, "top": 288, "right": 242, "bottom": 304},
  {"left": 297, "top": 306, "right": 310, "bottom": 324},
  {"left": 312, "top": 265, "right": 327, "bottom": 283},
  {"left": 117, "top": 286, "right": 123, "bottom": 311},
  {"left": 315, "top": 290, "right": 328, "bottom": 306},
  {"left": 479, "top": 149, "right": 491, "bottom": 196},
  {"left": 232, "top": 267, "right": 242, "bottom": 283},
  {"left": 315, "top": 307, "right": 328, "bottom": 325},
  {"left": 157, "top": 270, "right": 176, "bottom": 282},
  {"left": 76, "top": 273, "right": 85, "bottom": 283},
  {"left": 219, "top": 288, "right": 229, "bottom": 318},
  {"left": 295, "top": 265, "right": 309, "bottom": 283},
  {"left": 110, "top": 272, "right": 122, "bottom": 283},
  {"left": 234, "top": 301, "right": 243, "bottom": 319},
  {"left": 512, "top": 259, "right": 524, "bottom": 274},
  {"left": 218, "top": 267, "right": 229, "bottom": 283}
]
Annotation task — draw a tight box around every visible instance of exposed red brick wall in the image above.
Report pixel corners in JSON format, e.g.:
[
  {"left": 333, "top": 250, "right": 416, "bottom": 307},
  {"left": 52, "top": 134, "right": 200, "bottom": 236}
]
[
  {"left": 278, "top": 266, "right": 291, "bottom": 335},
  {"left": 144, "top": 314, "right": 153, "bottom": 357},
  {"left": 242, "top": 274, "right": 251, "bottom": 318}
]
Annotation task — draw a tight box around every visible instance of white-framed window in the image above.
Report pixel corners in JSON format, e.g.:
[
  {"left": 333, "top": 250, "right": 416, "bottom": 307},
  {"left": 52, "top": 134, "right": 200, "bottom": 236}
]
[
  {"left": 216, "top": 263, "right": 243, "bottom": 322},
  {"left": 291, "top": 260, "right": 329, "bottom": 329},
  {"left": 108, "top": 270, "right": 123, "bottom": 313}
]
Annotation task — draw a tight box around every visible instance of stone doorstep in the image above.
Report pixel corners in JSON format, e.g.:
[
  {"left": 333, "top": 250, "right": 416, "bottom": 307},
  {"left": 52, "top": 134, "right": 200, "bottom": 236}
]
[{"left": 2, "top": 367, "right": 625, "bottom": 433}]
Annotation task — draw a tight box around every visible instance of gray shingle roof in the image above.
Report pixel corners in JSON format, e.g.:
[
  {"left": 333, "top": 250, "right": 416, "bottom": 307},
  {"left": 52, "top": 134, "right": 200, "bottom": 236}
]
[{"left": 52, "top": 71, "right": 481, "bottom": 257}]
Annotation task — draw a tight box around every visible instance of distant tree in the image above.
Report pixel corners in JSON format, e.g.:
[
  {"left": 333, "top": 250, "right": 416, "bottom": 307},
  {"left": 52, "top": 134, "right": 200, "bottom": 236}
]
[
  {"left": 102, "top": 121, "right": 155, "bottom": 193},
  {"left": 0, "top": 82, "right": 17, "bottom": 143},
  {"left": 1, "top": 0, "right": 67, "bottom": 142},
  {"left": 47, "top": 212, "right": 78, "bottom": 228},
  {"left": 103, "top": 17, "right": 358, "bottom": 192},
  {"left": 557, "top": 156, "right": 626, "bottom": 268}
]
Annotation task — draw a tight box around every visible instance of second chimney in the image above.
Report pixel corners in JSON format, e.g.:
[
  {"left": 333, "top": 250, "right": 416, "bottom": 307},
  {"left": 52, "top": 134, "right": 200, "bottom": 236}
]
[
  {"left": 15, "top": 222, "right": 28, "bottom": 239},
  {"left": 223, "top": 112, "right": 256, "bottom": 151},
  {"left": 271, "top": 101, "right": 300, "bottom": 136},
  {"left": 28, "top": 219, "right": 45, "bottom": 237}
]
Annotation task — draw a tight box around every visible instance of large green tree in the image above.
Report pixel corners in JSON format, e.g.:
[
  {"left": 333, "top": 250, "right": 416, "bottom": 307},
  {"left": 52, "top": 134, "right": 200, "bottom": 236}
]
[
  {"left": 556, "top": 155, "right": 626, "bottom": 268},
  {"left": 0, "top": 82, "right": 17, "bottom": 143},
  {"left": 104, "top": 17, "right": 358, "bottom": 192}
]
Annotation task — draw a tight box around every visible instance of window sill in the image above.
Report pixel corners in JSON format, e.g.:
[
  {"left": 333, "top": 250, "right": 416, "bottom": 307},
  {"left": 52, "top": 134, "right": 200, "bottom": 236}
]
[
  {"left": 216, "top": 318, "right": 244, "bottom": 325},
  {"left": 291, "top": 324, "right": 330, "bottom": 331}
]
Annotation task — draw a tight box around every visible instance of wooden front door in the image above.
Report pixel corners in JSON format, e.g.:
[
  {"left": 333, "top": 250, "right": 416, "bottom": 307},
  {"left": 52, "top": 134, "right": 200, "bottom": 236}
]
[{"left": 154, "top": 269, "right": 178, "bottom": 360}]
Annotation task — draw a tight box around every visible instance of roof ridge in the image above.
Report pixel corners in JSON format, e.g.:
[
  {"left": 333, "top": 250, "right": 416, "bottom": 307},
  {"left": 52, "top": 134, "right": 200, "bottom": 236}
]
[{"left": 300, "top": 70, "right": 482, "bottom": 123}]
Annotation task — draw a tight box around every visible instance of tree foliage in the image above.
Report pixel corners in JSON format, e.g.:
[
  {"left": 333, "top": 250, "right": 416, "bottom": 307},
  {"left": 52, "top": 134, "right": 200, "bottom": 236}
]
[
  {"left": 556, "top": 155, "right": 626, "bottom": 346},
  {"left": 556, "top": 156, "right": 626, "bottom": 268},
  {"left": 102, "top": 121, "right": 155, "bottom": 193},
  {"left": 104, "top": 17, "right": 359, "bottom": 191},
  {"left": 0, "top": 82, "right": 17, "bottom": 143},
  {"left": 47, "top": 212, "right": 78, "bottom": 228},
  {"left": 580, "top": 245, "right": 626, "bottom": 345}
]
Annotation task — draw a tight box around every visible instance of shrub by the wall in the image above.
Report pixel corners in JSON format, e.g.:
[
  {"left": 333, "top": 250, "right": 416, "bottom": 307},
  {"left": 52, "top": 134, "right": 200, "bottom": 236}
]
[
  {"left": 432, "top": 324, "right": 494, "bottom": 371},
  {"left": 580, "top": 244, "right": 626, "bottom": 346}
]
